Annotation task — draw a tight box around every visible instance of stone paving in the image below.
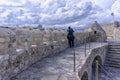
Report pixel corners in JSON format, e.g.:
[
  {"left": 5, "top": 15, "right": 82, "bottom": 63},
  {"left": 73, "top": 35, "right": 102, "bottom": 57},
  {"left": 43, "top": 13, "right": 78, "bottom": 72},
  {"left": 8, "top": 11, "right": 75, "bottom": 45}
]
[{"left": 11, "top": 42, "right": 106, "bottom": 80}]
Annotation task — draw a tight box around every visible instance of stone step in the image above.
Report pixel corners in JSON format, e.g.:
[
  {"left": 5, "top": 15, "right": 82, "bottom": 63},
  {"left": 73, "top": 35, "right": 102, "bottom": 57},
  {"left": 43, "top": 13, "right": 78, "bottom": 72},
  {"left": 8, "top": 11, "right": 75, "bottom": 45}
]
[
  {"left": 107, "top": 55, "right": 120, "bottom": 59},
  {"left": 107, "top": 54, "right": 120, "bottom": 58},
  {"left": 105, "top": 61, "right": 120, "bottom": 67},
  {"left": 109, "top": 45, "right": 120, "bottom": 47},
  {"left": 108, "top": 42, "right": 120, "bottom": 45},
  {"left": 108, "top": 47, "right": 120, "bottom": 50},
  {"left": 106, "top": 60, "right": 120, "bottom": 63},
  {"left": 109, "top": 48, "right": 120, "bottom": 50},
  {"left": 108, "top": 47, "right": 120, "bottom": 49},
  {"left": 106, "top": 58, "right": 120, "bottom": 63},
  {"left": 109, "top": 50, "right": 120, "bottom": 53},
  {"left": 108, "top": 44, "right": 120, "bottom": 47},
  {"left": 107, "top": 51, "right": 120, "bottom": 54},
  {"left": 109, "top": 46, "right": 120, "bottom": 48},
  {"left": 106, "top": 41, "right": 120, "bottom": 68},
  {"left": 106, "top": 51, "right": 120, "bottom": 55},
  {"left": 109, "top": 44, "right": 120, "bottom": 46},
  {"left": 106, "top": 60, "right": 120, "bottom": 65},
  {"left": 107, "top": 52, "right": 120, "bottom": 55},
  {"left": 105, "top": 64, "right": 120, "bottom": 68},
  {"left": 106, "top": 56, "right": 120, "bottom": 60}
]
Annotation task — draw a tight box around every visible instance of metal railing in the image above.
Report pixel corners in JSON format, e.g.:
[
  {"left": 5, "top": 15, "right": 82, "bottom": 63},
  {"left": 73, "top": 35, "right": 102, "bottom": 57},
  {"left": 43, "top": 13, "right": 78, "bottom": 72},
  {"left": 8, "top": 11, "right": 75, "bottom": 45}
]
[
  {"left": 73, "top": 48, "right": 76, "bottom": 72},
  {"left": 84, "top": 32, "right": 91, "bottom": 57},
  {"left": 96, "top": 60, "right": 99, "bottom": 80}
]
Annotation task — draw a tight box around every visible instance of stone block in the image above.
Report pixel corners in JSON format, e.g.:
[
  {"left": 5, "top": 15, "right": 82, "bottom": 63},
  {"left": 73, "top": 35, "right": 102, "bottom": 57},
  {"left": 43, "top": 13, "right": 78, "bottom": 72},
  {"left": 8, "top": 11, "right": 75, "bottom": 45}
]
[
  {"left": 0, "top": 38, "right": 7, "bottom": 43},
  {"left": 0, "top": 43, "right": 8, "bottom": 50},
  {"left": 43, "top": 29, "right": 53, "bottom": 42},
  {"left": 15, "top": 29, "right": 32, "bottom": 50},
  {"left": 31, "top": 29, "right": 43, "bottom": 46},
  {"left": 0, "top": 28, "right": 16, "bottom": 54}
]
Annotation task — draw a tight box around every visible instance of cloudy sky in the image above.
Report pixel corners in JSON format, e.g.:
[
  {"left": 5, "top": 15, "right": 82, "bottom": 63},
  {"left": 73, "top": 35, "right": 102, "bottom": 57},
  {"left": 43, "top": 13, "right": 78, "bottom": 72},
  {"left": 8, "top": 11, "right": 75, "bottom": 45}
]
[{"left": 0, "top": 0, "right": 120, "bottom": 28}]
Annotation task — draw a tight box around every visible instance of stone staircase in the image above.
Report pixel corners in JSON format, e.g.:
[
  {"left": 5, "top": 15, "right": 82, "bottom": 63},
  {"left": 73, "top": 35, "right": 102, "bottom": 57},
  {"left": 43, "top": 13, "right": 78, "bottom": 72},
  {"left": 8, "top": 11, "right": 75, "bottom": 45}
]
[{"left": 105, "top": 41, "right": 120, "bottom": 68}]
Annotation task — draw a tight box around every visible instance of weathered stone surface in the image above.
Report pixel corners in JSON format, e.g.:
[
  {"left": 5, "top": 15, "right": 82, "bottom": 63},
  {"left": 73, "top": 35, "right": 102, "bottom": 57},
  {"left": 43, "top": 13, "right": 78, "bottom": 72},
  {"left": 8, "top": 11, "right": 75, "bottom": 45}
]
[
  {"left": 90, "top": 21, "right": 107, "bottom": 42},
  {"left": 61, "top": 29, "right": 67, "bottom": 41},
  {"left": 114, "top": 21, "right": 119, "bottom": 27},
  {"left": 102, "top": 21, "right": 120, "bottom": 40},
  {"left": 31, "top": 29, "right": 44, "bottom": 46},
  {"left": 53, "top": 29, "right": 60, "bottom": 41},
  {"left": 0, "top": 38, "right": 7, "bottom": 43},
  {"left": 12, "top": 42, "right": 107, "bottom": 80},
  {"left": 0, "top": 27, "right": 107, "bottom": 80},
  {"left": 15, "top": 29, "right": 32, "bottom": 50},
  {"left": 0, "top": 28, "right": 16, "bottom": 54},
  {"left": 43, "top": 29, "right": 53, "bottom": 42}
]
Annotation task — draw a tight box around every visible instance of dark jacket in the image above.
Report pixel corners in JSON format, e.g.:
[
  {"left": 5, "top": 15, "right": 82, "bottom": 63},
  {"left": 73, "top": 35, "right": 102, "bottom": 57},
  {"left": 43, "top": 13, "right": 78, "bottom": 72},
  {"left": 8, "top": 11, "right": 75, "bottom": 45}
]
[{"left": 67, "top": 28, "right": 75, "bottom": 40}]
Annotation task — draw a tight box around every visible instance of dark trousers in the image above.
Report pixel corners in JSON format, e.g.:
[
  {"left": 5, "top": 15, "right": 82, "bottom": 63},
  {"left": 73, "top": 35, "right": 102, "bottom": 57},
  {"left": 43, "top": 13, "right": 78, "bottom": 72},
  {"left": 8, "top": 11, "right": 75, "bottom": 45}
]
[{"left": 68, "top": 39, "right": 74, "bottom": 48}]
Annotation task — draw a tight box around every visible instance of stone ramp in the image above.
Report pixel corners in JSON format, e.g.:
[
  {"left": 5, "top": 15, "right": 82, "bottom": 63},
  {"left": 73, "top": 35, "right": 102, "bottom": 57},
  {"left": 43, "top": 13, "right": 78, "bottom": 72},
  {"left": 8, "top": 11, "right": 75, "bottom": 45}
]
[{"left": 11, "top": 42, "right": 106, "bottom": 80}]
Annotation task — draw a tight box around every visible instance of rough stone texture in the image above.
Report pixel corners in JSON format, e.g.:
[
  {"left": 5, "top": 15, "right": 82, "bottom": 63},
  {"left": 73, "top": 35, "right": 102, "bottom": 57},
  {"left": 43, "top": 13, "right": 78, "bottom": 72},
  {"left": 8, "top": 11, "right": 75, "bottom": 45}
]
[
  {"left": 31, "top": 29, "right": 44, "bottom": 46},
  {"left": 15, "top": 29, "right": 32, "bottom": 50},
  {"left": 90, "top": 21, "right": 107, "bottom": 42},
  {"left": 0, "top": 27, "right": 106, "bottom": 80},
  {"left": 43, "top": 29, "right": 53, "bottom": 43},
  {"left": 102, "top": 21, "right": 120, "bottom": 40},
  {"left": 0, "top": 28, "right": 16, "bottom": 54},
  {"left": 114, "top": 21, "right": 120, "bottom": 27},
  {"left": 78, "top": 43, "right": 108, "bottom": 80},
  {"left": 60, "top": 29, "right": 67, "bottom": 42},
  {"left": 74, "top": 31, "right": 91, "bottom": 45},
  {"left": 11, "top": 42, "right": 108, "bottom": 80}
]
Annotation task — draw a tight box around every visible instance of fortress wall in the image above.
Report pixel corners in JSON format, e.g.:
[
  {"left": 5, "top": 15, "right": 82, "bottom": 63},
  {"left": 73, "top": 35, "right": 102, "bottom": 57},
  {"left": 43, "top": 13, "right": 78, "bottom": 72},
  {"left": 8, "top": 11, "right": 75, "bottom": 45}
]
[
  {"left": 114, "top": 28, "right": 120, "bottom": 39},
  {"left": 101, "top": 21, "right": 120, "bottom": 40},
  {"left": 0, "top": 28, "right": 102, "bottom": 80},
  {"left": 102, "top": 23, "right": 115, "bottom": 39}
]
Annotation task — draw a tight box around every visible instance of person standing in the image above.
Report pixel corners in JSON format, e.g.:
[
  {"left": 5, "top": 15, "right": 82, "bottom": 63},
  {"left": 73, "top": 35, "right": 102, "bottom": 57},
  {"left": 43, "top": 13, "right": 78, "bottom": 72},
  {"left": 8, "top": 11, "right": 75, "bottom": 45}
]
[{"left": 67, "top": 26, "right": 75, "bottom": 48}]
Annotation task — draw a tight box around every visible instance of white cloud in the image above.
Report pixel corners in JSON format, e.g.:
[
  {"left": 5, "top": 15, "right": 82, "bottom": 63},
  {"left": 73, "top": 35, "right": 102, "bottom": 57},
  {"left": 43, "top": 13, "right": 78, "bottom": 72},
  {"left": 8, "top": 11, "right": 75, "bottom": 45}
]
[
  {"left": 92, "top": 0, "right": 115, "bottom": 9},
  {"left": 39, "top": 1, "right": 93, "bottom": 25},
  {"left": 0, "top": 9, "right": 11, "bottom": 18},
  {"left": 111, "top": 0, "right": 120, "bottom": 15},
  {"left": 0, "top": 0, "right": 26, "bottom": 6},
  {"left": 0, "top": 0, "right": 119, "bottom": 27}
]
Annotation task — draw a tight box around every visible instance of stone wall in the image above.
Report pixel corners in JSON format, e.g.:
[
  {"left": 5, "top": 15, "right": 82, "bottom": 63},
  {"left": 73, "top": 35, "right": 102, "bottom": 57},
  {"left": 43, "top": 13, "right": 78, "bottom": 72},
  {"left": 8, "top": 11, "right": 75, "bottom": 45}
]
[
  {"left": 0, "top": 26, "right": 106, "bottom": 80},
  {"left": 101, "top": 21, "right": 120, "bottom": 40},
  {"left": 78, "top": 43, "right": 108, "bottom": 80},
  {"left": 86, "top": 21, "right": 107, "bottom": 42}
]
